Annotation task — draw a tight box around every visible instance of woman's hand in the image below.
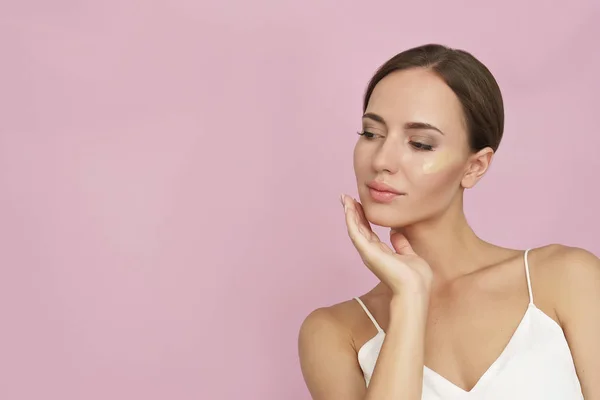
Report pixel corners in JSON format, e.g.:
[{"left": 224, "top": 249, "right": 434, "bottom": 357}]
[{"left": 341, "top": 194, "right": 433, "bottom": 296}]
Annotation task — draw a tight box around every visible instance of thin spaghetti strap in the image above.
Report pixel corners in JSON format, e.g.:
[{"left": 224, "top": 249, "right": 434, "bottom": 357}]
[
  {"left": 524, "top": 248, "right": 534, "bottom": 305},
  {"left": 353, "top": 297, "right": 383, "bottom": 333}
]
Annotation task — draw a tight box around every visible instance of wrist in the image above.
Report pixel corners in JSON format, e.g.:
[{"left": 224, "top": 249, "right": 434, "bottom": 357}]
[
  {"left": 388, "top": 292, "right": 430, "bottom": 332},
  {"left": 390, "top": 290, "right": 430, "bottom": 313}
]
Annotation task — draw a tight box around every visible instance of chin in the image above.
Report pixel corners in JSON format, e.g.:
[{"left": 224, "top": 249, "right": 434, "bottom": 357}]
[
  {"left": 363, "top": 200, "right": 431, "bottom": 229},
  {"left": 363, "top": 206, "right": 410, "bottom": 228}
]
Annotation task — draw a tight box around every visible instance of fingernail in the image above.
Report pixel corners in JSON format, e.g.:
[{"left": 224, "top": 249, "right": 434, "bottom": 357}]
[{"left": 340, "top": 194, "right": 345, "bottom": 206}]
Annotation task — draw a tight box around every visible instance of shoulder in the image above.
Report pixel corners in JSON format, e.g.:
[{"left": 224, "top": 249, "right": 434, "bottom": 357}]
[
  {"left": 532, "top": 243, "right": 600, "bottom": 278},
  {"left": 297, "top": 299, "right": 370, "bottom": 399},
  {"left": 532, "top": 245, "right": 600, "bottom": 397},
  {"left": 531, "top": 244, "right": 600, "bottom": 321},
  {"left": 298, "top": 299, "right": 358, "bottom": 347},
  {"left": 298, "top": 305, "right": 345, "bottom": 342}
]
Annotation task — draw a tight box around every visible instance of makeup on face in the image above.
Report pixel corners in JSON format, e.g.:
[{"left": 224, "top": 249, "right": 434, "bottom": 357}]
[{"left": 421, "top": 150, "right": 456, "bottom": 174}]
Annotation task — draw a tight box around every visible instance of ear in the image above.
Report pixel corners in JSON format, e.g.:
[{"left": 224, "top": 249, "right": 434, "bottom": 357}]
[{"left": 461, "top": 147, "right": 494, "bottom": 189}]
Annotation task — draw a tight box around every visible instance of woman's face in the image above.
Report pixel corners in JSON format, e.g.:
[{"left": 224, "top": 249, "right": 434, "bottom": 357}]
[{"left": 353, "top": 68, "right": 478, "bottom": 228}]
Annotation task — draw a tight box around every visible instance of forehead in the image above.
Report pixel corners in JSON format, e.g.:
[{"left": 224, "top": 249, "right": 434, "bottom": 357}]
[{"left": 365, "top": 68, "right": 466, "bottom": 134}]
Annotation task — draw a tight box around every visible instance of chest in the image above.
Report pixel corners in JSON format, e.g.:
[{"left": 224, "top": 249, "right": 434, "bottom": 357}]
[
  {"left": 422, "top": 290, "right": 531, "bottom": 391},
  {"left": 358, "top": 306, "right": 580, "bottom": 397}
]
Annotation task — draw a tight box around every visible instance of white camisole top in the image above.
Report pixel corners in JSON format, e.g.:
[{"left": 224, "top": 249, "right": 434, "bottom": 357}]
[{"left": 354, "top": 249, "right": 584, "bottom": 399}]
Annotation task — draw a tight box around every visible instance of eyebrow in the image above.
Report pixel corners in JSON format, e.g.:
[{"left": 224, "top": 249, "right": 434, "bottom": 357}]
[{"left": 362, "top": 112, "right": 445, "bottom": 135}]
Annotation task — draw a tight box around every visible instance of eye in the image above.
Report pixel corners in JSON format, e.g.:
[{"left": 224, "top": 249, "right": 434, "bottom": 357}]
[
  {"left": 410, "top": 141, "right": 434, "bottom": 151},
  {"left": 357, "top": 130, "right": 380, "bottom": 140}
]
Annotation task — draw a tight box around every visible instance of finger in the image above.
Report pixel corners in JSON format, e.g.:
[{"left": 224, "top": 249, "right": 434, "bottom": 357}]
[
  {"left": 377, "top": 241, "right": 395, "bottom": 255},
  {"left": 344, "top": 205, "right": 391, "bottom": 266},
  {"left": 342, "top": 195, "right": 382, "bottom": 249},
  {"left": 342, "top": 195, "right": 362, "bottom": 236},
  {"left": 342, "top": 197, "right": 362, "bottom": 239},
  {"left": 390, "top": 229, "right": 416, "bottom": 255},
  {"left": 353, "top": 200, "right": 379, "bottom": 243},
  {"left": 350, "top": 198, "right": 380, "bottom": 243},
  {"left": 344, "top": 203, "right": 369, "bottom": 247},
  {"left": 342, "top": 198, "right": 375, "bottom": 248},
  {"left": 353, "top": 199, "right": 373, "bottom": 233}
]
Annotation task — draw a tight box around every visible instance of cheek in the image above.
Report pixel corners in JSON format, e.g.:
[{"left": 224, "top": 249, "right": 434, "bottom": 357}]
[
  {"left": 353, "top": 142, "right": 370, "bottom": 175},
  {"left": 352, "top": 144, "right": 360, "bottom": 173},
  {"left": 421, "top": 151, "right": 456, "bottom": 175},
  {"left": 421, "top": 168, "right": 462, "bottom": 193},
  {"left": 403, "top": 151, "right": 464, "bottom": 194}
]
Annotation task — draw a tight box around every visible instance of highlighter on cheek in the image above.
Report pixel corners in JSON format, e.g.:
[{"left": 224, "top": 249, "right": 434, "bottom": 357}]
[{"left": 422, "top": 152, "right": 452, "bottom": 174}]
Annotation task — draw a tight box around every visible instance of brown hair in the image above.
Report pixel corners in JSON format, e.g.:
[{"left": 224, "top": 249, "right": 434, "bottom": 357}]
[{"left": 363, "top": 44, "right": 504, "bottom": 152}]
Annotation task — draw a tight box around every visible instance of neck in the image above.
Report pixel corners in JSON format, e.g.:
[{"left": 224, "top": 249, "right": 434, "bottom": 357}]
[{"left": 395, "top": 196, "right": 493, "bottom": 283}]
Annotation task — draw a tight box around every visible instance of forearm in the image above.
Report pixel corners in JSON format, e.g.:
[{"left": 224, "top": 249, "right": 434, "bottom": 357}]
[{"left": 365, "top": 294, "right": 429, "bottom": 400}]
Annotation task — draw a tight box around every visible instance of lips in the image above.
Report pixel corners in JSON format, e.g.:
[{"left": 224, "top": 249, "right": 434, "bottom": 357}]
[{"left": 366, "top": 181, "right": 404, "bottom": 195}]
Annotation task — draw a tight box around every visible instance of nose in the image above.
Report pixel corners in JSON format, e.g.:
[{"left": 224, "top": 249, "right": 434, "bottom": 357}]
[{"left": 372, "top": 136, "right": 401, "bottom": 174}]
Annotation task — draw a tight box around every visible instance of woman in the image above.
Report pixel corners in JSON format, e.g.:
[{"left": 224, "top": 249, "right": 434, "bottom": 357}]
[{"left": 298, "top": 44, "right": 600, "bottom": 399}]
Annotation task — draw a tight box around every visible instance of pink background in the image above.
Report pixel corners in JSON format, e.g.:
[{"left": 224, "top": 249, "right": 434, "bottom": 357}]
[{"left": 1, "top": 1, "right": 599, "bottom": 399}]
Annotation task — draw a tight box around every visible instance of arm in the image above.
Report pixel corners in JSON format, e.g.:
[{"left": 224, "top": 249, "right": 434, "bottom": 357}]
[
  {"left": 298, "top": 294, "right": 429, "bottom": 400},
  {"left": 554, "top": 247, "right": 600, "bottom": 399},
  {"left": 365, "top": 295, "right": 428, "bottom": 399},
  {"left": 298, "top": 308, "right": 367, "bottom": 400},
  {"left": 297, "top": 195, "right": 433, "bottom": 399}
]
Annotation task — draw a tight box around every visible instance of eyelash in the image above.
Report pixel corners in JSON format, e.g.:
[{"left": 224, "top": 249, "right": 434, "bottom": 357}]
[{"left": 357, "top": 131, "right": 435, "bottom": 151}]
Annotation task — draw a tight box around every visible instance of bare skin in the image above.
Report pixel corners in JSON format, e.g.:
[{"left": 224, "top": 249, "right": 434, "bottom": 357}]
[{"left": 298, "top": 68, "right": 600, "bottom": 399}]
